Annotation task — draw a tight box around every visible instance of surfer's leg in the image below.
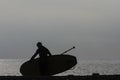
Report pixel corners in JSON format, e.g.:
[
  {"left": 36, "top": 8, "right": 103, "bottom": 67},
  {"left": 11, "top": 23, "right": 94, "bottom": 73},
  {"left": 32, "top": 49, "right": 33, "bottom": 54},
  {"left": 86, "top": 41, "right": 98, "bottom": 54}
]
[
  {"left": 39, "top": 59, "right": 45, "bottom": 76},
  {"left": 42, "top": 59, "right": 47, "bottom": 75}
]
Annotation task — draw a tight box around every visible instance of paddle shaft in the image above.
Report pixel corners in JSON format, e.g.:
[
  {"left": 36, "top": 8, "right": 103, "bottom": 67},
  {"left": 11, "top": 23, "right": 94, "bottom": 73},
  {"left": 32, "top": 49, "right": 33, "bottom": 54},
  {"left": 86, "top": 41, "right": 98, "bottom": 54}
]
[{"left": 60, "top": 46, "right": 75, "bottom": 55}]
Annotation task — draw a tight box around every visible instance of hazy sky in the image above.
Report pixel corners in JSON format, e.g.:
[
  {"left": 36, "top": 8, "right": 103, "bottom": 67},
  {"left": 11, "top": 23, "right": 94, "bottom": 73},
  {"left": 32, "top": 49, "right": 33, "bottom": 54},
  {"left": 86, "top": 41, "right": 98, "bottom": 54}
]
[{"left": 0, "top": 0, "right": 120, "bottom": 60}]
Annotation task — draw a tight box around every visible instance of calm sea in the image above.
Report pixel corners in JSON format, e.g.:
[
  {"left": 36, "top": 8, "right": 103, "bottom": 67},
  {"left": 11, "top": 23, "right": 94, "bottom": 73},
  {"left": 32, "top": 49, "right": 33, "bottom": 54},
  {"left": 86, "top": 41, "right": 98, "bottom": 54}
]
[{"left": 0, "top": 59, "right": 120, "bottom": 76}]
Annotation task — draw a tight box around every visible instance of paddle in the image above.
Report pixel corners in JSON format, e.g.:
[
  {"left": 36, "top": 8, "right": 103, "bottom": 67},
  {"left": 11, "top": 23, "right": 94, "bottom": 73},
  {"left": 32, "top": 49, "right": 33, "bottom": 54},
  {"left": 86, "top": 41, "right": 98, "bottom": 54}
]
[{"left": 60, "top": 46, "right": 75, "bottom": 55}]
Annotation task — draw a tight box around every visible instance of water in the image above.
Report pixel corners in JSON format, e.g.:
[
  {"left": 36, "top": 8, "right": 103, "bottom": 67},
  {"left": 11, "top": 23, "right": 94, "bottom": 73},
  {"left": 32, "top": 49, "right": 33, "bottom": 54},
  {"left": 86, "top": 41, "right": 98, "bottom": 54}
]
[{"left": 0, "top": 59, "right": 120, "bottom": 76}]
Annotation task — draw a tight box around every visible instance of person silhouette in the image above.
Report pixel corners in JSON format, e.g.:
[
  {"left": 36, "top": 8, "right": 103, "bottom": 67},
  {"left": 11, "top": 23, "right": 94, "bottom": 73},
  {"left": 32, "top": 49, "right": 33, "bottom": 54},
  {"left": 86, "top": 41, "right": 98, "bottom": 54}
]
[{"left": 30, "top": 42, "right": 52, "bottom": 75}]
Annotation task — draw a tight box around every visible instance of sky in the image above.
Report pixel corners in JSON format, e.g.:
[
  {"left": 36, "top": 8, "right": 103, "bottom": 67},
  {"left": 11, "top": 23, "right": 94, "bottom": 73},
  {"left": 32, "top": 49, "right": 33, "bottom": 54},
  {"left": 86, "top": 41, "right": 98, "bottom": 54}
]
[{"left": 0, "top": 0, "right": 120, "bottom": 60}]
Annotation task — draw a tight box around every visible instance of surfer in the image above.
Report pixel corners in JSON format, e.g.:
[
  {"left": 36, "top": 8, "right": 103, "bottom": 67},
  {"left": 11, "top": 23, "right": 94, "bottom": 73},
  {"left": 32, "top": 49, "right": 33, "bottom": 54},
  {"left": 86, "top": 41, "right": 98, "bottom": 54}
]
[
  {"left": 30, "top": 42, "right": 52, "bottom": 60},
  {"left": 30, "top": 42, "right": 52, "bottom": 75}
]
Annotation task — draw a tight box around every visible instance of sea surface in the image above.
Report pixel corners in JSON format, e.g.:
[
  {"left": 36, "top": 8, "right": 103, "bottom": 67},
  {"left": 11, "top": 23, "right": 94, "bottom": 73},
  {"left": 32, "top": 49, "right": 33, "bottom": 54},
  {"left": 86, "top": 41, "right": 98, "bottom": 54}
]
[{"left": 0, "top": 59, "right": 120, "bottom": 76}]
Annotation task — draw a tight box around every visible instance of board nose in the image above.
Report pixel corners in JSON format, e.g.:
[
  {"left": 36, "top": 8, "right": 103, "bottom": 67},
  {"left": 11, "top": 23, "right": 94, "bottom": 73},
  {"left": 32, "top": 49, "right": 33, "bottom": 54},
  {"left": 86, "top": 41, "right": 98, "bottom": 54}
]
[{"left": 67, "top": 57, "right": 77, "bottom": 67}]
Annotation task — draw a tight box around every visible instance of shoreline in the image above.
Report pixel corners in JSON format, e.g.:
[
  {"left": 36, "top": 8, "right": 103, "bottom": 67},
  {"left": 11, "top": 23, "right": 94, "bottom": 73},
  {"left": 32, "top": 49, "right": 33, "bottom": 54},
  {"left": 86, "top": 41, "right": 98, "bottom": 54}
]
[{"left": 0, "top": 74, "right": 120, "bottom": 80}]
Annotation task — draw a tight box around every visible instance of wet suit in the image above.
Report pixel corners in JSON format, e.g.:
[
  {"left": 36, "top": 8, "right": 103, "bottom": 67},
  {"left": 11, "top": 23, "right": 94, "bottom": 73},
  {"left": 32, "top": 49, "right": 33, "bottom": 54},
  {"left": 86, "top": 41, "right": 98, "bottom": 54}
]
[{"left": 31, "top": 45, "right": 52, "bottom": 76}]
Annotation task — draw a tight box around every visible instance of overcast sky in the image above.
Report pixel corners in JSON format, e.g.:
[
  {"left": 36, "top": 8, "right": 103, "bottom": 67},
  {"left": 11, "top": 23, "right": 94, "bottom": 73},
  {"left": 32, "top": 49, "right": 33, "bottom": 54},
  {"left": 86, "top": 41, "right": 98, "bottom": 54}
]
[{"left": 0, "top": 0, "right": 120, "bottom": 60}]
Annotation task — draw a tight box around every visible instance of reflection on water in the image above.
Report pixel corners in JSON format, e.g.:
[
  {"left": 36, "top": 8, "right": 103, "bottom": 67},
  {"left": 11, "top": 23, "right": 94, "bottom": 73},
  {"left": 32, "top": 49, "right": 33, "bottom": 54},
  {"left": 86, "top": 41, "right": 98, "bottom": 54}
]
[{"left": 0, "top": 59, "right": 120, "bottom": 76}]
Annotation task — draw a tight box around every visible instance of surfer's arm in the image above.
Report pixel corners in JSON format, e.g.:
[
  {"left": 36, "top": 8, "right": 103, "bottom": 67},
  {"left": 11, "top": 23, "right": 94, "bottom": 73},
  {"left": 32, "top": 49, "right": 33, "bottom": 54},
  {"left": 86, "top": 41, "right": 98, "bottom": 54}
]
[
  {"left": 47, "top": 50, "right": 52, "bottom": 56},
  {"left": 44, "top": 47, "right": 52, "bottom": 56},
  {"left": 30, "top": 50, "right": 39, "bottom": 60}
]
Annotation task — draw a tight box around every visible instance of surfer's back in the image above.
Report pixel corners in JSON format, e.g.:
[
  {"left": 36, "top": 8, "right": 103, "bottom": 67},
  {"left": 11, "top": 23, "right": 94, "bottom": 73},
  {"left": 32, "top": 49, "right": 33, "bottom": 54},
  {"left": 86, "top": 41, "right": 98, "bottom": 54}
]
[{"left": 37, "top": 46, "right": 51, "bottom": 57}]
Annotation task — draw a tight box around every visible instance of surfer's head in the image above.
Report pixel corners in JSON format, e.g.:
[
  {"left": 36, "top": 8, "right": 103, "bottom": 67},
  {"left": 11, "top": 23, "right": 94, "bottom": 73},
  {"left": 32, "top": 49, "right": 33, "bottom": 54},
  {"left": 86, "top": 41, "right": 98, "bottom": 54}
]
[{"left": 37, "top": 42, "right": 42, "bottom": 47}]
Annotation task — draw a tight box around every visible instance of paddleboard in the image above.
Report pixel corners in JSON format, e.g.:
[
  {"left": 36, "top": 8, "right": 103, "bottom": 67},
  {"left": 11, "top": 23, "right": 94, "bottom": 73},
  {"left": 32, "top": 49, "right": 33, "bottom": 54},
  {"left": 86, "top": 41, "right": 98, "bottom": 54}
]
[{"left": 20, "top": 55, "right": 77, "bottom": 76}]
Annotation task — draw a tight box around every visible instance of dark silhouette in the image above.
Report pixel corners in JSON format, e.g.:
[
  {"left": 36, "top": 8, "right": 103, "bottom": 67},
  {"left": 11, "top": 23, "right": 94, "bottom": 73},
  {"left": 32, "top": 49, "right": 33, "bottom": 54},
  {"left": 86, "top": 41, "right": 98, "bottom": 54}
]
[
  {"left": 20, "top": 45, "right": 77, "bottom": 76},
  {"left": 30, "top": 42, "right": 52, "bottom": 75}
]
